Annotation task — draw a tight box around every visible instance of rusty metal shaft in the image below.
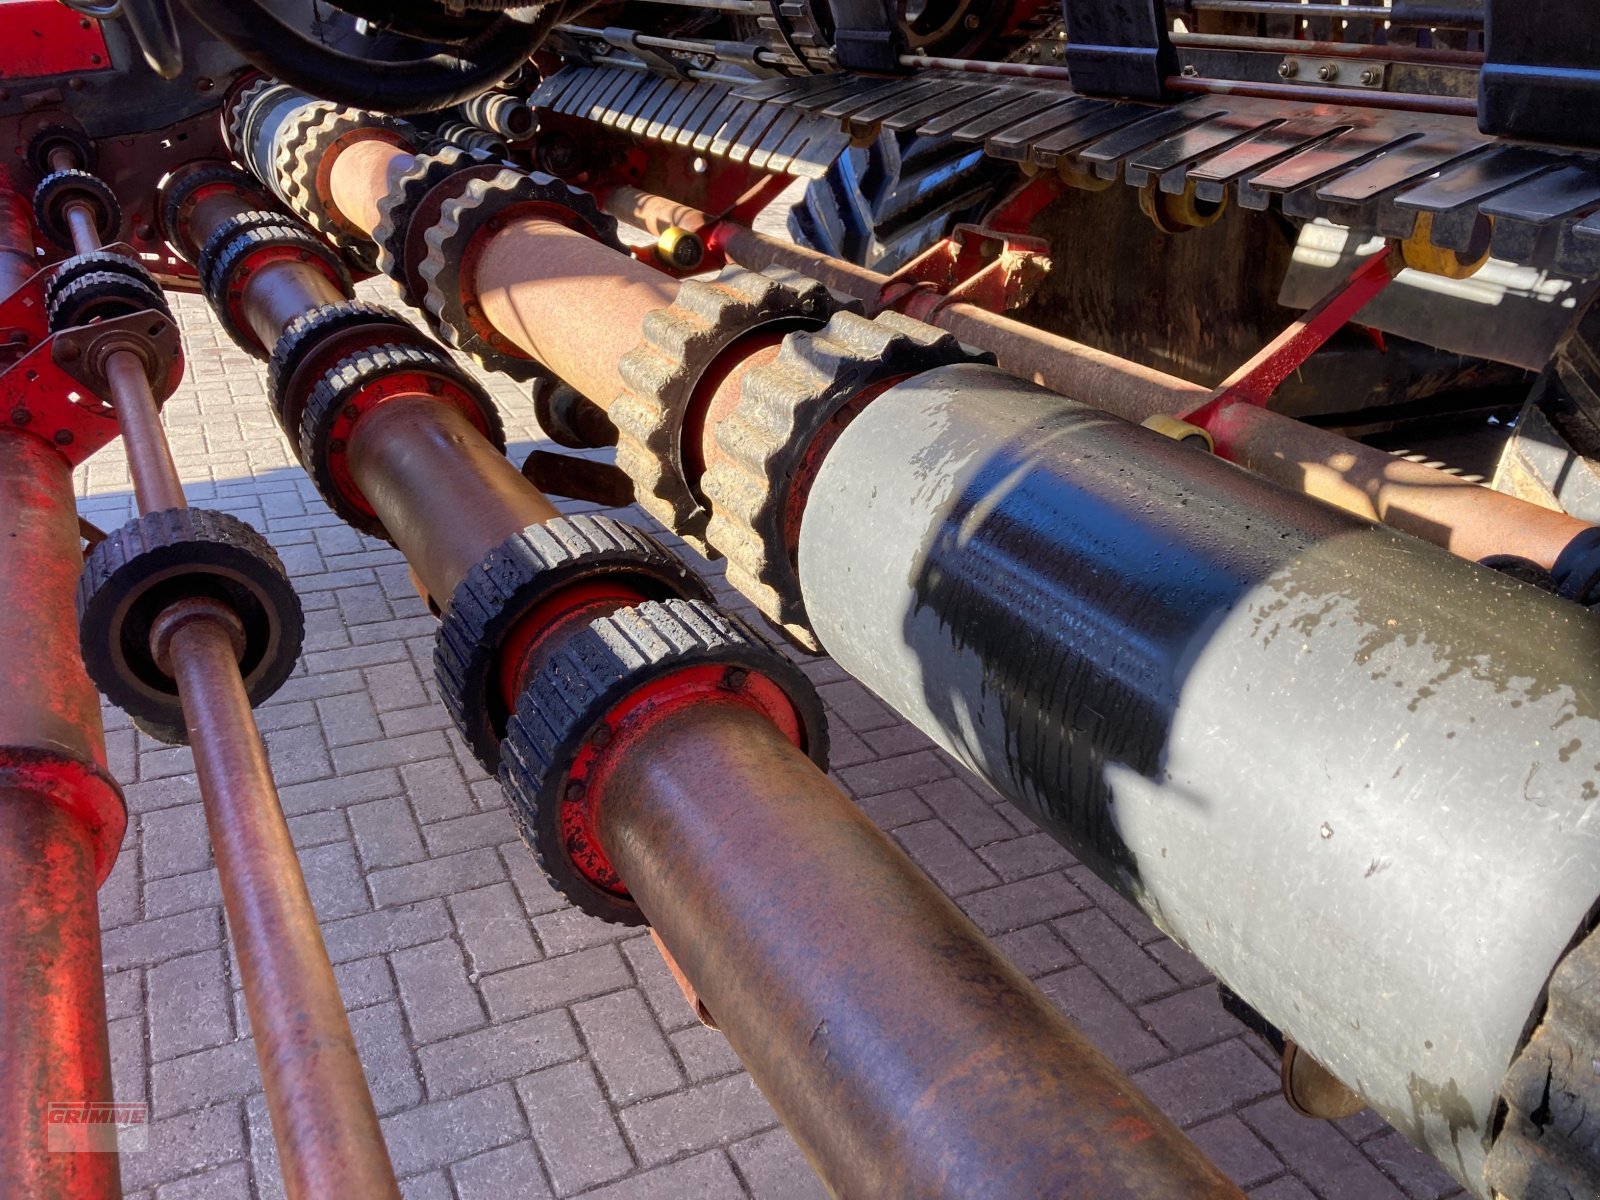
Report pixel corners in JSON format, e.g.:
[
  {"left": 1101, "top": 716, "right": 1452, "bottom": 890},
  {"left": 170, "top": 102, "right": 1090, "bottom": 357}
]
[
  {"left": 85, "top": 175, "right": 401, "bottom": 1200},
  {"left": 0, "top": 432, "right": 120, "bottom": 1200},
  {"left": 180, "top": 187, "right": 348, "bottom": 354},
  {"left": 169, "top": 614, "right": 399, "bottom": 1200},
  {"left": 105, "top": 350, "right": 186, "bottom": 513},
  {"left": 346, "top": 396, "right": 559, "bottom": 603},
  {"left": 599, "top": 702, "right": 1242, "bottom": 1199},
  {"left": 601, "top": 185, "right": 1594, "bottom": 572},
  {"left": 475, "top": 217, "right": 677, "bottom": 408}
]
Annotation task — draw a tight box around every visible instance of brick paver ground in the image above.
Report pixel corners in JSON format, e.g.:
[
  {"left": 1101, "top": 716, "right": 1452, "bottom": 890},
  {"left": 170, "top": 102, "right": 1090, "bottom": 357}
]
[{"left": 76, "top": 284, "right": 1467, "bottom": 1199}]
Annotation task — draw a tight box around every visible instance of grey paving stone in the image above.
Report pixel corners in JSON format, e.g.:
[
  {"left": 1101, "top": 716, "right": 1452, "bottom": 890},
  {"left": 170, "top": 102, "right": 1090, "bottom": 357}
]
[
  {"left": 574, "top": 990, "right": 685, "bottom": 1103},
  {"left": 1133, "top": 1039, "right": 1282, "bottom": 1128},
  {"left": 915, "top": 776, "right": 1016, "bottom": 847},
  {"left": 574, "top": 1151, "right": 745, "bottom": 1200},
  {"left": 423, "top": 809, "right": 517, "bottom": 857},
  {"left": 381, "top": 1083, "right": 527, "bottom": 1178},
  {"left": 890, "top": 819, "right": 1001, "bottom": 896},
  {"left": 1056, "top": 908, "right": 1181, "bottom": 1005},
  {"left": 959, "top": 872, "right": 1091, "bottom": 936},
  {"left": 992, "top": 924, "right": 1076, "bottom": 976},
  {"left": 1141, "top": 985, "right": 1242, "bottom": 1054},
  {"left": 350, "top": 795, "right": 427, "bottom": 869},
  {"left": 1361, "top": 1130, "right": 1467, "bottom": 1200},
  {"left": 392, "top": 938, "right": 487, "bottom": 1042},
  {"left": 851, "top": 787, "right": 932, "bottom": 830},
  {"left": 151, "top": 1037, "right": 258, "bottom": 1117},
  {"left": 109, "top": 1014, "right": 146, "bottom": 1102},
  {"left": 450, "top": 881, "right": 544, "bottom": 975},
  {"left": 482, "top": 945, "right": 634, "bottom": 1022},
  {"left": 321, "top": 899, "right": 453, "bottom": 963},
  {"left": 104, "top": 966, "right": 144, "bottom": 1021},
  {"left": 1239, "top": 1098, "right": 1408, "bottom": 1200},
  {"left": 329, "top": 955, "right": 395, "bottom": 1011},
  {"left": 148, "top": 949, "right": 233, "bottom": 1061},
  {"left": 670, "top": 1025, "right": 743, "bottom": 1085},
  {"left": 370, "top": 846, "right": 505, "bottom": 908},
  {"left": 141, "top": 804, "right": 212, "bottom": 879},
  {"left": 154, "top": 1160, "right": 252, "bottom": 1200},
  {"left": 620, "top": 1072, "right": 778, "bottom": 1166},
  {"left": 287, "top": 808, "right": 349, "bottom": 848},
  {"left": 418, "top": 1010, "right": 582, "bottom": 1099},
  {"left": 837, "top": 750, "right": 951, "bottom": 798},
  {"left": 1252, "top": 1177, "right": 1318, "bottom": 1199},
  {"left": 103, "top": 908, "right": 223, "bottom": 972},
  {"left": 143, "top": 867, "right": 222, "bottom": 920},
  {"left": 319, "top": 692, "right": 385, "bottom": 747},
  {"left": 1189, "top": 1114, "right": 1286, "bottom": 1188},
  {"left": 401, "top": 757, "right": 478, "bottom": 823},
  {"left": 977, "top": 831, "right": 1076, "bottom": 881},
  {"left": 515, "top": 1061, "right": 634, "bottom": 1194},
  {"left": 532, "top": 907, "right": 645, "bottom": 956},
  {"left": 351, "top": 1001, "right": 425, "bottom": 1115},
  {"left": 621, "top": 937, "right": 701, "bottom": 1034},
  {"left": 122, "top": 1102, "right": 247, "bottom": 1193},
  {"left": 1036, "top": 965, "right": 1169, "bottom": 1073},
  {"left": 452, "top": 1141, "right": 555, "bottom": 1200},
  {"left": 98, "top": 844, "right": 141, "bottom": 930},
  {"left": 298, "top": 839, "right": 371, "bottom": 920},
  {"left": 730, "top": 1128, "right": 827, "bottom": 1200}
]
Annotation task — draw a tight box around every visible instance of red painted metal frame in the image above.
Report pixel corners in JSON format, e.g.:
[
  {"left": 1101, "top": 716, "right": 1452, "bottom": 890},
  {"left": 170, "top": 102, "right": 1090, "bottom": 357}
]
[
  {"left": 0, "top": 2, "right": 112, "bottom": 80},
  {"left": 1182, "top": 246, "right": 1402, "bottom": 427}
]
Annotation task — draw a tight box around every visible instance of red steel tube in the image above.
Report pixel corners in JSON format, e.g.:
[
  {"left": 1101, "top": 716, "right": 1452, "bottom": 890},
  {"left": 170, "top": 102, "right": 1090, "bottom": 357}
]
[
  {"left": 0, "top": 790, "right": 117, "bottom": 1199},
  {"left": 0, "top": 432, "right": 120, "bottom": 1200},
  {"left": 167, "top": 612, "right": 400, "bottom": 1200},
  {"left": 599, "top": 703, "right": 1244, "bottom": 1199}
]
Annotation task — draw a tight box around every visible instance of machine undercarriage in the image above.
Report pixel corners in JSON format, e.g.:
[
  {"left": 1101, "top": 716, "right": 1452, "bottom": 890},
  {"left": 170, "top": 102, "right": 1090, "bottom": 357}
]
[{"left": 1, "top": 1, "right": 1597, "bottom": 1197}]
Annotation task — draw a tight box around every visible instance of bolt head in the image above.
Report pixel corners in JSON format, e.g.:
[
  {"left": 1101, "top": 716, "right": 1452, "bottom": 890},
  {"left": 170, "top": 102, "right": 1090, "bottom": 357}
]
[
  {"left": 1317, "top": 64, "right": 1339, "bottom": 81},
  {"left": 10, "top": 406, "right": 29, "bottom": 425},
  {"left": 1360, "top": 67, "right": 1380, "bottom": 85},
  {"left": 1278, "top": 60, "right": 1298, "bottom": 78}
]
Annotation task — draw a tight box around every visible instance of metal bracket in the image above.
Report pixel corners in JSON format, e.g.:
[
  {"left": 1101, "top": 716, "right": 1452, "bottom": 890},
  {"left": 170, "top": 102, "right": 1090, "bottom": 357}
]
[
  {"left": 0, "top": 309, "right": 183, "bottom": 468},
  {"left": 876, "top": 175, "right": 1063, "bottom": 320},
  {"left": 0, "top": 240, "right": 145, "bottom": 359},
  {"left": 1278, "top": 57, "right": 1388, "bottom": 89}
]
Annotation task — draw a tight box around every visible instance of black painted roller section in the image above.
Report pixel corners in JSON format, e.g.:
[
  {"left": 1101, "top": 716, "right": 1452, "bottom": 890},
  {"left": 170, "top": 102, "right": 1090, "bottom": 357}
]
[{"left": 796, "top": 362, "right": 1600, "bottom": 1199}]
